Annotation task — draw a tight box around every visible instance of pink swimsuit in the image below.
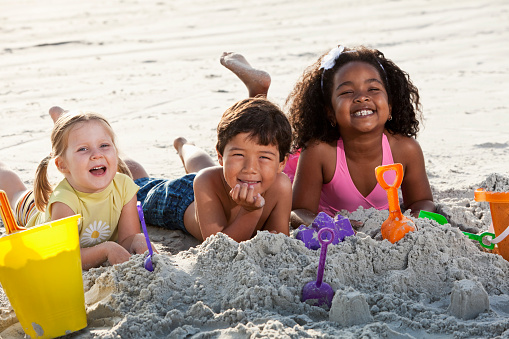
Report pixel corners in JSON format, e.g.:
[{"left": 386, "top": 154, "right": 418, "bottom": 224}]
[{"left": 284, "top": 134, "right": 395, "bottom": 216}]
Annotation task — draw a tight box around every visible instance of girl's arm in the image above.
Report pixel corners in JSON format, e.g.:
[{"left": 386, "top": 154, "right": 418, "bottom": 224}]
[
  {"left": 117, "top": 195, "right": 152, "bottom": 254},
  {"left": 291, "top": 143, "right": 328, "bottom": 228},
  {"left": 51, "top": 201, "right": 131, "bottom": 269},
  {"left": 194, "top": 168, "right": 264, "bottom": 242},
  {"left": 394, "top": 137, "right": 436, "bottom": 216},
  {"left": 50, "top": 201, "right": 76, "bottom": 221},
  {"left": 80, "top": 243, "right": 131, "bottom": 270},
  {"left": 260, "top": 173, "right": 292, "bottom": 235}
]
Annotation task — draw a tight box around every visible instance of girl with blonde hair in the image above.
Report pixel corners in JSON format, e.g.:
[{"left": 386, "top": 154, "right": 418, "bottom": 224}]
[{"left": 0, "top": 108, "right": 150, "bottom": 270}]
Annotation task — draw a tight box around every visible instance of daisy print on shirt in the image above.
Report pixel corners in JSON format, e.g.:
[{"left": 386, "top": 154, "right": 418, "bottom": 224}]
[{"left": 80, "top": 220, "right": 111, "bottom": 247}]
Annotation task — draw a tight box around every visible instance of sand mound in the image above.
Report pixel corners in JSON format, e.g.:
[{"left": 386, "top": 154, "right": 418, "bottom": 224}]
[{"left": 4, "top": 175, "right": 509, "bottom": 338}]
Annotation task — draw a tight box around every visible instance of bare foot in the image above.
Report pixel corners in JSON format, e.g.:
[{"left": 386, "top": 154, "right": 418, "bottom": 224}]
[
  {"left": 174, "top": 137, "right": 193, "bottom": 170},
  {"left": 173, "top": 137, "right": 192, "bottom": 154},
  {"left": 49, "top": 106, "right": 68, "bottom": 123},
  {"left": 220, "top": 52, "right": 271, "bottom": 97},
  {"left": 173, "top": 137, "right": 215, "bottom": 173},
  {"left": 123, "top": 158, "right": 149, "bottom": 180}
]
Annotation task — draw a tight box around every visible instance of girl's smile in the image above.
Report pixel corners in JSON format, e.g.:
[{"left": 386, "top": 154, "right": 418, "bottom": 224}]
[
  {"left": 352, "top": 109, "right": 375, "bottom": 117},
  {"left": 90, "top": 166, "right": 107, "bottom": 175}
]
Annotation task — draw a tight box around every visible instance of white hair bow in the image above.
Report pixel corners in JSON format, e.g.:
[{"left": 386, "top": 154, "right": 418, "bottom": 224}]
[{"left": 319, "top": 45, "right": 345, "bottom": 70}]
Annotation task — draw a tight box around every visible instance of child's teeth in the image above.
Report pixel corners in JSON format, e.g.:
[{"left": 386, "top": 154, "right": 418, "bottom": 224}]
[{"left": 354, "top": 110, "right": 373, "bottom": 116}]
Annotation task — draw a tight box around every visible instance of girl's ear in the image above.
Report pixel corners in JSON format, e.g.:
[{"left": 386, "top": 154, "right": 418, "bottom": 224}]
[
  {"left": 216, "top": 148, "right": 224, "bottom": 166},
  {"left": 325, "top": 106, "right": 336, "bottom": 127},
  {"left": 55, "top": 156, "right": 69, "bottom": 174}
]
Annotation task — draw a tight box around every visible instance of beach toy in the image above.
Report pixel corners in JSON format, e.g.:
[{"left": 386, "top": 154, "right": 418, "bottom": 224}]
[
  {"left": 296, "top": 212, "right": 354, "bottom": 250},
  {"left": 137, "top": 201, "right": 154, "bottom": 272},
  {"left": 301, "top": 227, "right": 335, "bottom": 308},
  {"left": 462, "top": 231, "right": 495, "bottom": 250},
  {"left": 418, "top": 210, "right": 448, "bottom": 225},
  {"left": 0, "top": 190, "right": 26, "bottom": 234},
  {"left": 375, "top": 163, "right": 415, "bottom": 243},
  {"left": 474, "top": 188, "right": 509, "bottom": 261},
  {"left": 0, "top": 214, "right": 86, "bottom": 338}
]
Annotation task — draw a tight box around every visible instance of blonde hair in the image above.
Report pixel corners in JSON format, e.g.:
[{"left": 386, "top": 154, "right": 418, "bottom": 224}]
[{"left": 34, "top": 111, "right": 132, "bottom": 211}]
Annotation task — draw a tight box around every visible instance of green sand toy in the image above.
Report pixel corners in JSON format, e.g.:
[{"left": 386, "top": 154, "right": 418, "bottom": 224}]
[{"left": 418, "top": 210, "right": 448, "bottom": 225}]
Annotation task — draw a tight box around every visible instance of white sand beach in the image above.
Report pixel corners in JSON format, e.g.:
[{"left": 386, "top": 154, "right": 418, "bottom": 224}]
[{"left": 1, "top": 0, "right": 509, "bottom": 337}]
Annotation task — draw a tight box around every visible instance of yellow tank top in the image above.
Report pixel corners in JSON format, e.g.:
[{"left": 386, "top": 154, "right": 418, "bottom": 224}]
[{"left": 27, "top": 173, "right": 139, "bottom": 248}]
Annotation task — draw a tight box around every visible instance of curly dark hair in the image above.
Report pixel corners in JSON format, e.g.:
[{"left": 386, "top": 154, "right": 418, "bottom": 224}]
[
  {"left": 286, "top": 45, "right": 422, "bottom": 150},
  {"left": 216, "top": 97, "right": 292, "bottom": 162}
]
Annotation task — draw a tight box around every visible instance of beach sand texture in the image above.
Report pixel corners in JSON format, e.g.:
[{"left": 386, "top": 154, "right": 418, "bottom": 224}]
[{"left": 1, "top": 0, "right": 509, "bottom": 337}]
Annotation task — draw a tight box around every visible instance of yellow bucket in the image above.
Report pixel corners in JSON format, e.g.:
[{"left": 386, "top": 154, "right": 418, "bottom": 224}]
[{"left": 0, "top": 215, "right": 87, "bottom": 338}]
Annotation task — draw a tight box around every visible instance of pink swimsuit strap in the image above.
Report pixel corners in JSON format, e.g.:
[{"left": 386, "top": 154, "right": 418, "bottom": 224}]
[{"left": 318, "top": 134, "right": 395, "bottom": 215}]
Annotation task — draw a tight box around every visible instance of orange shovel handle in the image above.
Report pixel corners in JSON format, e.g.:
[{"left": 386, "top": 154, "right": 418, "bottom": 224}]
[
  {"left": 375, "top": 163, "right": 403, "bottom": 190},
  {"left": 0, "top": 190, "right": 24, "bottom": 234},
  {"left": 376, "top": 163, "right": 404, "bottom": 213}
]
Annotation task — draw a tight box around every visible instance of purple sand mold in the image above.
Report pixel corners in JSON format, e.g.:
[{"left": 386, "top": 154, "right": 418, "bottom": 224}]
[{"left": 296, "top": 212, "right": 355, "bottom": 250}]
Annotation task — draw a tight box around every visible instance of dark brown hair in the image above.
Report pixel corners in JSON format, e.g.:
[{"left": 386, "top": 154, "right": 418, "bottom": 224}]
[{"left": 216, "top": 98, "right": 292, "bottom": 162}]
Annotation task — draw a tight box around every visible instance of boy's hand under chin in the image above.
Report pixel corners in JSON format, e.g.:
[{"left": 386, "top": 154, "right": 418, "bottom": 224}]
[{"left": 230, "top": 183, "right": 265, "bottom": 212}]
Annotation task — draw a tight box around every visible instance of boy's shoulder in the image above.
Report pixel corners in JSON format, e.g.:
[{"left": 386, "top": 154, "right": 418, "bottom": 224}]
[
  {"left": 273, "top": 171, "right": 292, "bottom": 189},
  {"left": 194, "top": 166, "right": 224, "bottom": 187},
  {"left": 265, "top": 172, "right": 292, "bottom": 199}
]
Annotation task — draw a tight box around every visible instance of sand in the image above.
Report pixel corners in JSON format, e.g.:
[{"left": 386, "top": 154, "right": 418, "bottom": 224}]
[{"left": 1, "top": 0, "right": 509, "bottom": 338}]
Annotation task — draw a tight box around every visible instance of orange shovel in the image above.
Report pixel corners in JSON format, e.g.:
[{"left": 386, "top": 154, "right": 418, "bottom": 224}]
[
  {"left": 0, "top": 190, "right": 26, "bottom": 234},
  {"left": 375, "top": 163, "right": 415, "bottom": 243}
]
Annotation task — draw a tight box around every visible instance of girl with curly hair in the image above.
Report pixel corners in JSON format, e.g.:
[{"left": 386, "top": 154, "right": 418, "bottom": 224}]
[{"left": 285, "top": 45, "right": 435, "bottom": 227}]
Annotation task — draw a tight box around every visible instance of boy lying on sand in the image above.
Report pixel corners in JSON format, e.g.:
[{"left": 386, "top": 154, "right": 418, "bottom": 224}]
[{"left": 134, "top": 97, "right": 292, "bottom": 242}]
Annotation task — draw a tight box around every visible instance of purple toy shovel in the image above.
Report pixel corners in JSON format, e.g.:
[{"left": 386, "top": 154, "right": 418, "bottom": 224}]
[
  {"left": 137, "top": 201, "right": 154, "bottom": 272},
  {"left": 301, "top": 227, "right": 335, "bottom": 308}
]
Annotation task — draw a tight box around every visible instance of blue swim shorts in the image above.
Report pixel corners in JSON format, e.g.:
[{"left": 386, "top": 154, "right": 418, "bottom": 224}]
[{"left": 135, "top": 173, "right": 196, "bottom": 233}]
